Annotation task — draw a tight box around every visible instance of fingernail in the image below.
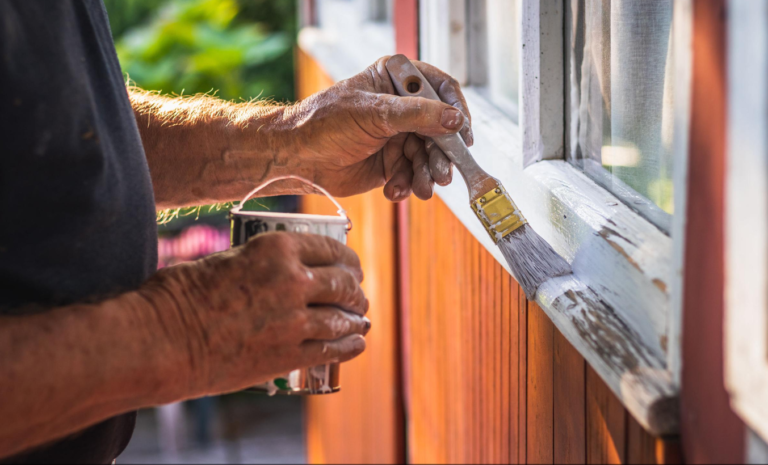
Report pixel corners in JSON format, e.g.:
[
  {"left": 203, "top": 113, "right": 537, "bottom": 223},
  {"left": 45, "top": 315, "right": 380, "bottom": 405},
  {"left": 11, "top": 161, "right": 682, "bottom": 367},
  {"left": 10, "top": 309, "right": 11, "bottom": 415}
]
[
  {"left": 363, "top": 317, "right": 371, "bottom": 334},
  {"left": 441, "top": 108, "right": 464, "bottom": 129},
  {"left": 392, "top": 186, "right": 401, "bottom": 200}
]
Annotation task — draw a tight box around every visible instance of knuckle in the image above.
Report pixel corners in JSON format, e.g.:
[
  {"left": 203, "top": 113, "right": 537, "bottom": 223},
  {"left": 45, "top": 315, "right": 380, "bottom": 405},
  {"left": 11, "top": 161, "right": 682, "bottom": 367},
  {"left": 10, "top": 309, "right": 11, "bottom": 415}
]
[
  {"left": 247, "top": 232, "right": 292, "bottom": 256},
  {"left": 287, "top": 264, "right": 312, "bottom": 286},
  {"left": 293, "top": 310, "right": 311, "bottom": 333}
]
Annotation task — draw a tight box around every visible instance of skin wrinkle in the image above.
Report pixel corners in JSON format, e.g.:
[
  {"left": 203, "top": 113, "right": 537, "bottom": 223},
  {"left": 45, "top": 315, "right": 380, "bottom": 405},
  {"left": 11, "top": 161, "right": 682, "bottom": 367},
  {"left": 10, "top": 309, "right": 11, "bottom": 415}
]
[{"left": 0, "top": 56, "right": 472, "bottom": 459}]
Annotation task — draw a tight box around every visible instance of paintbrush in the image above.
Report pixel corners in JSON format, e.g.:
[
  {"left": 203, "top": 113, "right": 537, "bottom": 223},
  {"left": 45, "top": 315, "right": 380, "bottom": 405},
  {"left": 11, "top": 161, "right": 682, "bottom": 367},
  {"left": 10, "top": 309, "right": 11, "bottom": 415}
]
[{"left": 386, "top": 54, "right": 572, "bottom": 299}]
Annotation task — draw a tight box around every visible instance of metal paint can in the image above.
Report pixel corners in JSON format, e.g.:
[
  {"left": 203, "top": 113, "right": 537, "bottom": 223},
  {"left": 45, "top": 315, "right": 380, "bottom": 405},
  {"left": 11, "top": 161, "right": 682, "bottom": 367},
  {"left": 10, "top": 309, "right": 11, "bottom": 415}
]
[{"left": 229, "top": 176, "right": 352, "bottom": 395}]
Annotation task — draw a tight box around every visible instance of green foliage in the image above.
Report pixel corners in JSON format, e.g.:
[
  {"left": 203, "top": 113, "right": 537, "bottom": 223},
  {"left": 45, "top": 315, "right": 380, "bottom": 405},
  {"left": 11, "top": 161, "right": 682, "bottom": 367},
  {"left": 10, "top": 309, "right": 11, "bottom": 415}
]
[
  {"left": 105, "top": 0, "right": 296, "bottom": 102},
  {"left": 103, "top": 0, "right": 299, "bottom": 227}
]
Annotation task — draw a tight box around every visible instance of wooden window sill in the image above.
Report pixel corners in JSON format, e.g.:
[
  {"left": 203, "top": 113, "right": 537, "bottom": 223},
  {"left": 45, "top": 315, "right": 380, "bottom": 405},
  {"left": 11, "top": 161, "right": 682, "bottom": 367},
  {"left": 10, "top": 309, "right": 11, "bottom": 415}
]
[{"left": 298, "top": 32, "right": 680, "bottom": 437}]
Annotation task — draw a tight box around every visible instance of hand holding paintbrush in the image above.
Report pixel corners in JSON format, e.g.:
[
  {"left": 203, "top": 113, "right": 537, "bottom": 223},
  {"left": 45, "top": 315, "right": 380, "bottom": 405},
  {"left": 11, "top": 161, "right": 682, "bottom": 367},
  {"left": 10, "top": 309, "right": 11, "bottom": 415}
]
[{"left": 385, "top": 55, "right": 572, "bottom": 299}]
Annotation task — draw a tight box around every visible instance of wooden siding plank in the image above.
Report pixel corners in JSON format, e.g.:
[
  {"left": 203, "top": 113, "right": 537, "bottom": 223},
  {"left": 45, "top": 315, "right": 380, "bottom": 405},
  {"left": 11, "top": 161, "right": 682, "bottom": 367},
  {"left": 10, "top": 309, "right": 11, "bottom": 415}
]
[
  {"left": 518, "top": 285, "right": 528, "bottom": 465},
  {"left": 508, "top": 274, "right": 520, "bottom": 463},
  {"left": 493, "top": 260, "right": 506, "bottom": 463},
  {"left": 627, "top": 415, "right": 657, "bottom": 465},
  {"left": 500, "top": 269, "right": 511, "bottom": 464},
  {"left": 398, "top": 191, "right": 663, "bottom": 465},
  {"left": 527, "top": 301, "right": 555, "bottom": 464},
  {"left": 554, "top": 330, "right": 587, "bottom": 464},
  {"left": 587, "top": 366, "right": 627, "bottom": 465}
]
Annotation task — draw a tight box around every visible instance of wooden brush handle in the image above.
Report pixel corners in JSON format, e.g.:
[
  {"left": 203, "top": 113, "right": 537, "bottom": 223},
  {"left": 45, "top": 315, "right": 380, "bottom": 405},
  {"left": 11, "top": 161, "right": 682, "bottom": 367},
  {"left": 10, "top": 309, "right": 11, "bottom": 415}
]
[{"left": 385, "top": 54, "right": 499, "bottom": 201}]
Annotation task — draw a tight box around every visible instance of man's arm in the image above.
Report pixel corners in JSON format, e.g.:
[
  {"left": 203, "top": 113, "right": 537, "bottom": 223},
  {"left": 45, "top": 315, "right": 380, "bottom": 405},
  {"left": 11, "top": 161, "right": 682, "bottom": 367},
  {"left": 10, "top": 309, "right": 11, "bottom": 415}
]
[
  {"left": 0, "top": 292, "right": 184, "bottom": 458},
  {"left": 0, "top": 233, "right": 369, "bottom": 459},
  {"left": 130, "top": 56, "right": 473, "bottom": 210},
  {"left": 129, "top": 88, "right": 306, "bottom": 209}
]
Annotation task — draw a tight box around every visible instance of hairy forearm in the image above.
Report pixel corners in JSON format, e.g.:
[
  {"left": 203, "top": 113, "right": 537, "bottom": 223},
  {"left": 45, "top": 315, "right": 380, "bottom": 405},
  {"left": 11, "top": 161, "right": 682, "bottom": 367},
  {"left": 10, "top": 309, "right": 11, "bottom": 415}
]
[
  {"left": 0, "top": 292, "right": 187, "bottom": 459},
  {"left": 129, "top": 88, "right": 315, "bottom": 209}
]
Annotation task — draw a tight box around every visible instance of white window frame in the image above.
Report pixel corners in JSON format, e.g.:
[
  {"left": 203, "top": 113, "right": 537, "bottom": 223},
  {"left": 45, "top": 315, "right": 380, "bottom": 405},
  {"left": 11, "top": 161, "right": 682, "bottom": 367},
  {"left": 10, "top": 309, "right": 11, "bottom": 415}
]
[
  {"left": 297, "top": 0, "right": 690, "bottom": 436},
  {"left": 726, "top": 0, "right": 768, "bottom": 444},
  {"left": 421, "top": 0, "right": 691, "bottom": 436}
]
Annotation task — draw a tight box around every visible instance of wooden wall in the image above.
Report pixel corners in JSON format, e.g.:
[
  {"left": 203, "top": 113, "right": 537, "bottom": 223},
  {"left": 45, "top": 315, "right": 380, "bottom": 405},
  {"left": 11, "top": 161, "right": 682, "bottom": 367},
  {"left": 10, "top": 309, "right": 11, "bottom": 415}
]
[
  {"left": 403, "top": 196, "right": 673, "bottom": 465},
  {"left": 296, "top": 46, "right": 676, "bottom": 464},
  {"left": 297, "top": 47, "right": 405, "bottom": 465}
]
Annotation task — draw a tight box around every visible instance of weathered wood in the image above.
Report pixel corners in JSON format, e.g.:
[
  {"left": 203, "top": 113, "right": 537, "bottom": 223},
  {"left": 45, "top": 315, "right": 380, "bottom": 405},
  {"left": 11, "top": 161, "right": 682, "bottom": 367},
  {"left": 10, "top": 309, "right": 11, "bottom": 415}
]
[
  {"left": 587, "top": 366, "right": 626, "bottom": 465},
  {"left": 521, "top": 0, "right": 564, "bottom": 165},
  {"left": 555, "top": 329, "right": 587, "bottom": 464},
  {"left": 537, "top": 277, "right": 678, "bottom": 437},
  {"left": 667, "top": 0, "right": 693, "bottom": 386},
  {"left": 528, "top": 301, "right": 555, "bottom": 464},
  {"left": 435, "top": 89, "right": 674, "bottom": 370}
]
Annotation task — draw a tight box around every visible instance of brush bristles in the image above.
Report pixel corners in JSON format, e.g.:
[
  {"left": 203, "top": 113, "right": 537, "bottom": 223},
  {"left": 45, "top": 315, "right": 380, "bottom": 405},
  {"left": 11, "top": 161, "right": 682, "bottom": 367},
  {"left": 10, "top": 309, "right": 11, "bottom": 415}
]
[{"left": 498, "top": 224, "right": 572, "bottom": 299}]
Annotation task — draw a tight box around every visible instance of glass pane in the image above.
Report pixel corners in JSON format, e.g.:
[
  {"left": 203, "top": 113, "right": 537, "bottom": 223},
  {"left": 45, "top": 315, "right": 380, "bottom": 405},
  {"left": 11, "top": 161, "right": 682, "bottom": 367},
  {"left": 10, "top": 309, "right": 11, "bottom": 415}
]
[
  {"left": 485, "top": 0, "right": 520, "bottom": 117},
  {"left": 566, "top": 0, "right": 675, "bottom": 232}
]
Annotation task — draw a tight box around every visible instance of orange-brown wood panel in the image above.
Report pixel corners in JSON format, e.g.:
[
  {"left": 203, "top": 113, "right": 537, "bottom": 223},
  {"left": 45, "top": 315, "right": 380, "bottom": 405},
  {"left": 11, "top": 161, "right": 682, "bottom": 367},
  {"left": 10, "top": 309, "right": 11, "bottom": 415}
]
[
  {"left": 586, "top": 366, "right": 626, "bottom": 464},
  {"left": 527, "top": 301, "right": 554, "bottom": 464},
  {"left": 508, "top": 275, "right": 520, "bottom": 464},
  {"left": 297, "top": 47, "right": 403, "bottom": 465},
  {"left": 554, "top": 330, "right": 586, "bottom": 464},
  {"left": 402, "top": 195, "right": 662, "bottom": 465},
  {"left": 518, "top": 285, "right": 528, "bottom": 465},
  {"left": 627, "top": 416, "right": 656, "bottom": 465}
]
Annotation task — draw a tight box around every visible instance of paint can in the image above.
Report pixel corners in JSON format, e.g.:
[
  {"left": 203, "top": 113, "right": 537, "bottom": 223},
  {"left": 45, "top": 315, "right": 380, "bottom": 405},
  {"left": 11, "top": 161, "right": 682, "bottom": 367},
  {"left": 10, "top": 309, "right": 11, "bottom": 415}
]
[{"left": 229, "top": 176, "right": 352, "bottom": 395}]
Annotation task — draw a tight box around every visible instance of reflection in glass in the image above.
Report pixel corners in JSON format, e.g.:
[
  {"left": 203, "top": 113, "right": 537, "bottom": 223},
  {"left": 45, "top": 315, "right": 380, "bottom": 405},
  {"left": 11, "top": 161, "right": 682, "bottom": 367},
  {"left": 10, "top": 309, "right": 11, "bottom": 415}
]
[
  {"left": 566, "top": 0, "right": 675, "bottom": 232},
  {"left": 486, "top": 0, "right": 520, "bottom": 113}
]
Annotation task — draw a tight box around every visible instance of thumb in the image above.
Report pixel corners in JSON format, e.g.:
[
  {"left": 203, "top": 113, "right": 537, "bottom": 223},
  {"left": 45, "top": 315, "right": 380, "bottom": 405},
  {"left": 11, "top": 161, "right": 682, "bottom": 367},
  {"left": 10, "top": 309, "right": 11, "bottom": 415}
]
[{"left": 375, "top": 94, "right": 465, "bottom": 137}]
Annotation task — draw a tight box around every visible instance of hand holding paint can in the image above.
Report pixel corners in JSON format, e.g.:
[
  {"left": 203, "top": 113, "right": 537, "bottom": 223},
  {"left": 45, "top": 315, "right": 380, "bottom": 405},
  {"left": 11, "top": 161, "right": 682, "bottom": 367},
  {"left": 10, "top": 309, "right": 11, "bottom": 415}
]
[{"left": 230, "top": 176, "right": 353, "bottom": 395}]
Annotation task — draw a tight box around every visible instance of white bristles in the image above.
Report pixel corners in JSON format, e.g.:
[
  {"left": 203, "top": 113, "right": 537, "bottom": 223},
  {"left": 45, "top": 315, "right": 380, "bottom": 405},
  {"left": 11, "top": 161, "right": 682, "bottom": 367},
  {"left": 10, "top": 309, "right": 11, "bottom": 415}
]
[{"left": 498, "top": 224, "right": 572, "bottom": 299}]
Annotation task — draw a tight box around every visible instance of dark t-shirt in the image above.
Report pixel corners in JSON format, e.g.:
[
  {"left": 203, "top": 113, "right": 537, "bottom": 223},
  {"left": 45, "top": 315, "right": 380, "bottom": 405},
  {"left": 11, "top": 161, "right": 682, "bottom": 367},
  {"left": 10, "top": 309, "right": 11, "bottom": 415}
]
[{"left": 0, "top": 1, "right": 157, "bottom": 463}]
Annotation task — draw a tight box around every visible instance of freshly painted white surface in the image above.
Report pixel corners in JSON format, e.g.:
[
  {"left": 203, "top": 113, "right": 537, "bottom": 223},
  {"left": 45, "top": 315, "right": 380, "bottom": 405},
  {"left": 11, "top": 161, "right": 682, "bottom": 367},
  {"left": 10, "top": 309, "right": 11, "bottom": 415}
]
[{"left": 726, "top": 0, "right": 768, "bottom": 444}]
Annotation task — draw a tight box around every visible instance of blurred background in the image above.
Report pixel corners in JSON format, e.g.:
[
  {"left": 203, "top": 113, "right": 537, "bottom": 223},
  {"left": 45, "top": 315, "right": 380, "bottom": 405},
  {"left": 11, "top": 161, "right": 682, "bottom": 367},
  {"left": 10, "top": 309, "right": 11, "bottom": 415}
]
[{"left": 103, "top": 0, "right": 304, "bottom": 462}]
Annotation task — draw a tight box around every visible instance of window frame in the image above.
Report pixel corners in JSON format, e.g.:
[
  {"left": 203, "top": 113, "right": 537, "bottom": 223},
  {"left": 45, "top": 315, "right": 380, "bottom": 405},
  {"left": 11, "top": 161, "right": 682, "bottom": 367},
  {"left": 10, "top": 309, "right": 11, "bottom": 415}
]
[
  {"left": 297, "top": 0, "right": 689, "bottom": 436},
  {"left": 419, "top": 0, "right": 691, "bottom": 435},
  {"left": 725, "top": 0, "right": 768, "bottom": 444}
]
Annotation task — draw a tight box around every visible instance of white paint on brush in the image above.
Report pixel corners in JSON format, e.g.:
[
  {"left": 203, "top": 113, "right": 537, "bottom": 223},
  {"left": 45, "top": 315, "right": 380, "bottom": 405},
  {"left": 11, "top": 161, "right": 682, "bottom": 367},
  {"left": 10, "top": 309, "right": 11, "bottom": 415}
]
[{"left": 434, "top": 89, "right": 678, "bottom": 435}]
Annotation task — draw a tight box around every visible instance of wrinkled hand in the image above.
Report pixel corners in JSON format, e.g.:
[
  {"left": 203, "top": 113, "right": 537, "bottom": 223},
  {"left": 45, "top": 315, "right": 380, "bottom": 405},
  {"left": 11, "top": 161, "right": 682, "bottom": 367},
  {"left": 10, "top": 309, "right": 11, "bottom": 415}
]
[
  {"left": 291, "top": 56, "right": 473, "bottom": 201},
  {"left": 139, "top": 232, "right": 369, "bottom": 397}
]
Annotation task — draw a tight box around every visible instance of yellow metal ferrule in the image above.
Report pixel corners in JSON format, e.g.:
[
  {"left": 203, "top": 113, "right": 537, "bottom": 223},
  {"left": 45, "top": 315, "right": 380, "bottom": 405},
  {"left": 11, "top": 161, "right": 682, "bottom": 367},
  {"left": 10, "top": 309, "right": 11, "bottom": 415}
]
[{"left": 471, "top": 185, "right": 527, "bottom": 243}]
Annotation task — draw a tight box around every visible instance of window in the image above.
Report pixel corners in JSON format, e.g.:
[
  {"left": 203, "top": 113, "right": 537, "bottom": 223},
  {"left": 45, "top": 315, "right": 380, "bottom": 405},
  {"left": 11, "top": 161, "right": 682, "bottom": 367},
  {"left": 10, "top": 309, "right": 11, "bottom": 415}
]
[
  {"left": 299, "top": 0, "right": 395, "bottom": 82},
  {"left": 469, "top": 0, "right": 521, "bottom": 119},
  {"left": 417, "top": 0, "right": 690, "bottom": 435},
  {"left": 725, "top": 0, "right": 768, "bottom": 445},
  {"left": 566, "top": 1, "right": 676, "bottom": 233},
  {"left": 421, "top": 0, "right": 521, "bottom": 120},
  {"left": 299, "top": 0, "right": 691, "bottom": 435}
]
